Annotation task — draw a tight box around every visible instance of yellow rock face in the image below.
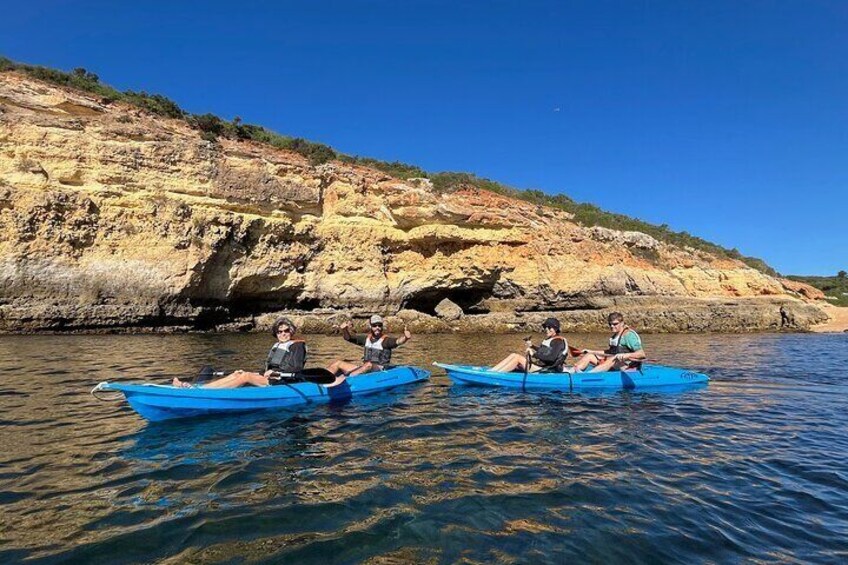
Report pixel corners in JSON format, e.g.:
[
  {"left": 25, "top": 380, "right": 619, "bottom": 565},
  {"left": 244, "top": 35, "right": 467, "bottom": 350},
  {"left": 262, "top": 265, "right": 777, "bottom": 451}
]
[{"left": 0, "top": 73, "right": 826, "bottom": 332}]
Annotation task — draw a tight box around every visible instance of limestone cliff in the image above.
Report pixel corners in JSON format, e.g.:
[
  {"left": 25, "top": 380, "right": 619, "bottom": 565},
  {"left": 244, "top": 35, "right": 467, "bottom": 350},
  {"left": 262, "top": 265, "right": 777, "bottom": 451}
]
[{"left": 0, "top": 73, "right": 827, "bottom": 333}]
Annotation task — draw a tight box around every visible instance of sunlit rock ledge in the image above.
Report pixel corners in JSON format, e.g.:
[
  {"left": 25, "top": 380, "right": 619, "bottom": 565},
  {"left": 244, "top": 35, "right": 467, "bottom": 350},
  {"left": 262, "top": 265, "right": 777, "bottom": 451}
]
[{"left": 0, "top": 73, "right": 827, "bottom": 333}]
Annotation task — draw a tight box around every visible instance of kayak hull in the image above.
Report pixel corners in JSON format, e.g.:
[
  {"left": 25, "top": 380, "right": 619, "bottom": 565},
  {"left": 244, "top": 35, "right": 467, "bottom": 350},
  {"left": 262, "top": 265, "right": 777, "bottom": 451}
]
[
  {"left": 101, "top": 366, "right": 430, "bottom": 422},
  {"left": 435, "top": 363, "right": 708, "bottom": 390}
]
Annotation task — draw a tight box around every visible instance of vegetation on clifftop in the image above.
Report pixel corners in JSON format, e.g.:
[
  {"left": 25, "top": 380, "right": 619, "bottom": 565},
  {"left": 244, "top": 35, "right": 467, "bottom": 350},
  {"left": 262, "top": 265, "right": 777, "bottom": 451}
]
[
  {"left": 787, "top": 272, "right": 848, "bottom": 306},
  {"left": 1, "top": 56, "right": 776, "bottom": 275}
]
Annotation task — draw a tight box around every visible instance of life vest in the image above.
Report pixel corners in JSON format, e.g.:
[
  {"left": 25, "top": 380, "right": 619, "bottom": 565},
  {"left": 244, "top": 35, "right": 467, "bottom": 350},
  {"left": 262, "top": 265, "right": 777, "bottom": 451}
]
[
  {"left": 535, "top": 335, "right": 568, "bottom": 371},
  {"left": 362, "top": 334, "right": 392, "bottom": 366},
  {"left": 265, "top": 340, "right": 306, "bottom": 372},
  {"left": 606, "top": 327, "right": 637, "bottom": 355}
]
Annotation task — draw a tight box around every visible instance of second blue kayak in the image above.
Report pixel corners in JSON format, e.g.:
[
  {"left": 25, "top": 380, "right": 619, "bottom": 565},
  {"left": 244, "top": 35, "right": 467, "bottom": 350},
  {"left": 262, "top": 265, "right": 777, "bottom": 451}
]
[
  {"left": 94, "top": 366, "right": 431, "bottom": 422},
  {"left": 434, "top": 363, "right": 709, "bottom": 390}
]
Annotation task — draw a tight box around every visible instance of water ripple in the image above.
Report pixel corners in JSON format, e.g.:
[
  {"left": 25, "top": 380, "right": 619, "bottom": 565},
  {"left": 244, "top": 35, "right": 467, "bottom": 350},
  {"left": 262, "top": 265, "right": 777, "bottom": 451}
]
[{"left": 1, "top": 333, "right": 848, "bottom": 563}]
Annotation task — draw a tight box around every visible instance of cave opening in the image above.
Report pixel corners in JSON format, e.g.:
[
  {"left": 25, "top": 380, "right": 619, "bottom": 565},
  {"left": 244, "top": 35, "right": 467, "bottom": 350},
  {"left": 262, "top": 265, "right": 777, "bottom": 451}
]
[
  {"left": 402, "top": 286, "right": 494, "bottom": 316},
  {"left": 228, "top": 292, "right": 323, "bottom": 317}
]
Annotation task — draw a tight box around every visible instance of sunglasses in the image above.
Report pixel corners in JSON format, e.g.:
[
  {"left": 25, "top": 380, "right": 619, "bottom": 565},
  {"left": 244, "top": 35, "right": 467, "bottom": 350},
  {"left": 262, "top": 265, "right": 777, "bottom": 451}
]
[
  {"left": 609, "top": 321, "right": 621, "bottom": 327},
  {"left": 277, "top": 328, "right": 292, "bottom": 334},
  {"left": 371, "top": 323, "right": 383, "bottom": 328}
]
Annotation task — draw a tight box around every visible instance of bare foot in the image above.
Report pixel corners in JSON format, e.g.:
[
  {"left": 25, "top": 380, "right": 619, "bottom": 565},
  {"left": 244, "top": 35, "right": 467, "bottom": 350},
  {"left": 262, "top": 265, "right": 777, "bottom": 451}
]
[
  {"left": 324, "top": 376, "right": 347, "bottom": 388},
  {"left": 172, "top": 377, "right": 192, "bottom": 388}
]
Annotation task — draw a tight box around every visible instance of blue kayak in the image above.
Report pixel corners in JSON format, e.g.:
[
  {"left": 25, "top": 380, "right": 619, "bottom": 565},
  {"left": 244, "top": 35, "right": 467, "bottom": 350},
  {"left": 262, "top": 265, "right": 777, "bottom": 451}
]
[
  {"left": 434, "top": 363, "right": 709, "bottom": 391},
  {"left": 93, "top": 366, "right": 431, "bottom": 422}
]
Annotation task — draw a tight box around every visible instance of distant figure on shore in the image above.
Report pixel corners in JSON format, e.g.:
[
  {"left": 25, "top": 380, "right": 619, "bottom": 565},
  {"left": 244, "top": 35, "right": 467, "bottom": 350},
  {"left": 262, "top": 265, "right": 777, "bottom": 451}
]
[
  {"left": 173, "top": 317, "right": 306, "bottom": 388},
  {"left": 491, "top": 317, "right": 567, "bottom": 373},
  {"left": 326, "top": 315, "right": 411, "bottom": 377},
  {"left": 780, "top": 305, "right": 793, "bottom": 327},
  {"left": 572, "top": 312, "right": 646, "bottom": 372}
]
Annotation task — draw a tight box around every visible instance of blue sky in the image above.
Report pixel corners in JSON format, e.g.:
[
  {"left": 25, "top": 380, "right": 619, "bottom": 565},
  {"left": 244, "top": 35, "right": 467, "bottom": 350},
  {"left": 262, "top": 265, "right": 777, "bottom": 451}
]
[{"left": 3, "top": 1, "right": 846, "bottom": 274}]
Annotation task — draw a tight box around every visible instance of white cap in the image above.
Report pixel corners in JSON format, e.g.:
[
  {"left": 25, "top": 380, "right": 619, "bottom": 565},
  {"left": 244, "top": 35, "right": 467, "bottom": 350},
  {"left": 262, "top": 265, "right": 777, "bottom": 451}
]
[{"left": 369, "top": 314, "right": 384, "bottom": 325}]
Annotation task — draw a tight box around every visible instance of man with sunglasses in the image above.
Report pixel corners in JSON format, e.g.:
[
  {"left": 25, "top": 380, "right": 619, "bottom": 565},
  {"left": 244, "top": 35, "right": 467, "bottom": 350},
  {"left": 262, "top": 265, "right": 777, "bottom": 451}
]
[
  {"left": 326, "top": 315, "right": 412, "bottom": 377},
  {"left": 572, "top": 312, "right": 646, "bottom": 372},
  {"left": 491, "top": 317, "right": 568, "bottom": 373},
  {"left": 172, "top": 317, "right": 306, "bottom": 388}
]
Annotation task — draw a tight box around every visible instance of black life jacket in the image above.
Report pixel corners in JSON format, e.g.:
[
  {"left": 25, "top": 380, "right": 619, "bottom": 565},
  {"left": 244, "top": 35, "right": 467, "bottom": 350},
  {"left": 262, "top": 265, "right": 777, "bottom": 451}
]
[
  {"left": 535, "top": 335, "right": 568, "bottom": 371},
  {"left": 362, "top": 334, "right": 392, "bottom": 366},
  {"left": 265, "top": 340, "right": 305, "bottom": 372},
  {"left": 605, "top": 327, "right": 637, "bottom": 355}
]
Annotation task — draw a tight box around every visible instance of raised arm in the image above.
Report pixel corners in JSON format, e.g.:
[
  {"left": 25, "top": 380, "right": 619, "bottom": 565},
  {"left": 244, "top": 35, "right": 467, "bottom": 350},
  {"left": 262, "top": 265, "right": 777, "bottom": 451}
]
[
  {"left": 396, "top": 326, "right": 412, "bottom": 346},
  {"left": 340, "top": 320, "right": 360, "bottom": 344}
]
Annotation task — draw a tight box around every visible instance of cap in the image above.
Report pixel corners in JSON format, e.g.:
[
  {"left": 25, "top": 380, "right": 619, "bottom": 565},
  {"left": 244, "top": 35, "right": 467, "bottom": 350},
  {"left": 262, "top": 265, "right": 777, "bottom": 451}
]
[
  {"left": 542, "top": 317, "right": 561, "bottom": 331},
  {"left": 369, "top": 314, "right": 384, "bottom": 325}
]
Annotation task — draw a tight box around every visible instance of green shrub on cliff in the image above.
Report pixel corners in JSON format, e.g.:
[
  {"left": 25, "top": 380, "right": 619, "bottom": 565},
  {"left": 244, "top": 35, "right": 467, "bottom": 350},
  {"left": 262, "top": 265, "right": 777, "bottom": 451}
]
[
  {"left": 1, "top": 55, "right": 781, "bottom": 274},
  {"left": 122, "top": 91, "right": 185, "bottom": 119},
  {"left": 786, "top": 273, "right": 848, "bottom": 306},
  {"left": 339, "top": 156, "right": 428, "bottom": 179}
]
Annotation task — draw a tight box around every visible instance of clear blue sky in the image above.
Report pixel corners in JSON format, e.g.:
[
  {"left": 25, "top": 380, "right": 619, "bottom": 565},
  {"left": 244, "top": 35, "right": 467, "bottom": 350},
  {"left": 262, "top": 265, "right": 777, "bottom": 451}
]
[{"left": 3, "top": 1, "right": 846, "bottom": 275}]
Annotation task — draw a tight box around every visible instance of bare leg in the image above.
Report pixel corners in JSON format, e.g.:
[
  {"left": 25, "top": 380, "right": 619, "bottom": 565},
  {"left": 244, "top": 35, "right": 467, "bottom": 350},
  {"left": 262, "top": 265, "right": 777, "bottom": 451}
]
[
  {"left": 573, "top": 353, "right": 602, "bottom": 372},
  {"left": 173, "top": 371, "right": 267, "bottom": 388},
  {"left": 323, "top": 361, "right": 369, "bottom": 388},
  {"left": 589, "top": 357, "right": 618, "bottom": 373},
  {"left": 327, "top": 360, "right": 361, "bottom": 376},
  {"left": 491, "top": 353, "right": 520, "bottom": 372},
  {"left": 347, "top": 361, "right": 374, "bottom": 376},
  {"left": 492, "top": 353, "right": 527, "bottom": 373},
  {"left": 491, "top": 353, "right": 515, "bottom": 372},
  {"left": 203, "top": 371, "right": 268, "bottom": 388}
]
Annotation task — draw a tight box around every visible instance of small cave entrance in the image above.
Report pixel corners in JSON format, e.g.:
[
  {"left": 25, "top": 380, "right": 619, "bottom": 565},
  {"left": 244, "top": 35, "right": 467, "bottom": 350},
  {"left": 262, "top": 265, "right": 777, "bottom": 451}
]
[
  {"left": 402, "top": 286, "right": 494, "bottom": 316},
  {"left": 228, "top": 291, "right": 323, "bottom": 317}
]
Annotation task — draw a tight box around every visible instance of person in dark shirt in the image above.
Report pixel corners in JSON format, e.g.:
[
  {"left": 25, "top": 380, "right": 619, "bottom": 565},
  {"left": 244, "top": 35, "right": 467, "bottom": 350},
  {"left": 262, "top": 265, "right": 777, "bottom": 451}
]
[
  {"left": 172, "top": 317, "right": 307, "bottom": 388},
  {"left": 326, "top": 315, "right": 411, "bottom": 377},
  {"left": 491, "top": 317, "right": 568, "bottom": 373}
]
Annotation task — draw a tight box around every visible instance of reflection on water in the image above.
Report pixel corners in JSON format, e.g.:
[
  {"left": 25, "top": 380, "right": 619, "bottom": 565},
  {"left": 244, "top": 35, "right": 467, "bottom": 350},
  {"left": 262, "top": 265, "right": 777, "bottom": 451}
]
[{"left": 1, "top": 332, "right": 848, "bottom": 563}]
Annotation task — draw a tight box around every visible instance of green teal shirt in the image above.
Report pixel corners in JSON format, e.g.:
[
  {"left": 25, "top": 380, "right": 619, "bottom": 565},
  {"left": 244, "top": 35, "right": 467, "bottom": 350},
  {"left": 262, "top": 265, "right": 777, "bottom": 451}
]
[{"left": 619, "top": 330, "right": 643, "bottom": 353}]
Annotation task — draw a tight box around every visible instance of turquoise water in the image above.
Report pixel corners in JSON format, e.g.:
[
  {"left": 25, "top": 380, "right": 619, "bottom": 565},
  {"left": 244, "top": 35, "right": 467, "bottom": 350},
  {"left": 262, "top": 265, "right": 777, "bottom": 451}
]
[{"left": 1, "top": 332, "right": 847, "bottom": 563}]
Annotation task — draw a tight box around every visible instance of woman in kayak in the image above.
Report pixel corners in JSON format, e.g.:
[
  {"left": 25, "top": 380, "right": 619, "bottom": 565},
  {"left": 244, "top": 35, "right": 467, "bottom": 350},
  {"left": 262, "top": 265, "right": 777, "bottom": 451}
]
[
  {"left": 491, "top": 317, "right": 567, "bottom": 373},
  {"left": 572, "top": 312, "right": 646, "bottom": 372},
  {"left": 172, "top": 317, "right": 307, "bottom": 388},
  {"left": 326, "top": 315, "right": 411, "bottom": 377}
]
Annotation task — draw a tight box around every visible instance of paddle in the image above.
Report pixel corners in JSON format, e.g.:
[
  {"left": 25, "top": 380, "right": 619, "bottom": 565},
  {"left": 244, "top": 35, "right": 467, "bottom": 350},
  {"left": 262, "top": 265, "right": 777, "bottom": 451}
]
[
  {"left": 299, "top": 367, "right": 338, "bottom": 384},
  {"left": 522, "top": 346, "right": 532, "bottom": 391},
  {"left": 568, "top": 345, "right": 585, "bottom": 358},
  {"left": 193, "top": 365, "right": 224, "bottom": 385},
  {"left": 270, "top": 367, "right": 338, "bottom": 385},
  {"left": 569, "top": 344, "right": 656, "bottom": 364}
]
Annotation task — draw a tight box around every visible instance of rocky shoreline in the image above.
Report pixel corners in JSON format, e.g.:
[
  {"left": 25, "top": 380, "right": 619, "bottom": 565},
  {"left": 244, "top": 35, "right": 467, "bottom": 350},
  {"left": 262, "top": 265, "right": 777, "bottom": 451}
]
[
  {"left": 0, "top": 73, "right": 829, "bottom": 335},
  {"left": 1, "top": 296, "right": 826, "bottom": 335}
]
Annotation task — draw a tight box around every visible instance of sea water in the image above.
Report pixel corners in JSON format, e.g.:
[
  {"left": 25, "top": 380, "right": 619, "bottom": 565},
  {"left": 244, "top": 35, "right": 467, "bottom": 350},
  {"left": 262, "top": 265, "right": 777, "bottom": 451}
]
[{"left": 0, "top": 332, "right": 846, "bottom": 563}]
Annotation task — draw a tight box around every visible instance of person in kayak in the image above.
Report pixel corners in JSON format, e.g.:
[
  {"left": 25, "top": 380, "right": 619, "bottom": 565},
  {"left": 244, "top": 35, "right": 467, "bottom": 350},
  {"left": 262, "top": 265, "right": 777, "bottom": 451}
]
[
  {"left": 172, "top": 317, "right": 307, "bottom": 388},
  {"left": 572, "top": 312, "right": 646, "bottom": 372},
  {"left": 326, "top": 315, "right": 411, "bottom": 377},
  {"left": 491, "top": 317, "right": 568, "bottom": 373}
]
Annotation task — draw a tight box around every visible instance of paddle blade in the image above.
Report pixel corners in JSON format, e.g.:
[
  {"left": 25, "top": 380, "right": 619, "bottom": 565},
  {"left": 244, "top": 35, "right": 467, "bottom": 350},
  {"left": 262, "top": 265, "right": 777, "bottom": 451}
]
[
  {"left": 195, "top": 365, "right": 217, "bottom": 384},
  {"left": 297, "top": 368, "right": 338, "bottom": 384},
  {"left": 568, "top": 345, "right": 583, "bottom": 358}
]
